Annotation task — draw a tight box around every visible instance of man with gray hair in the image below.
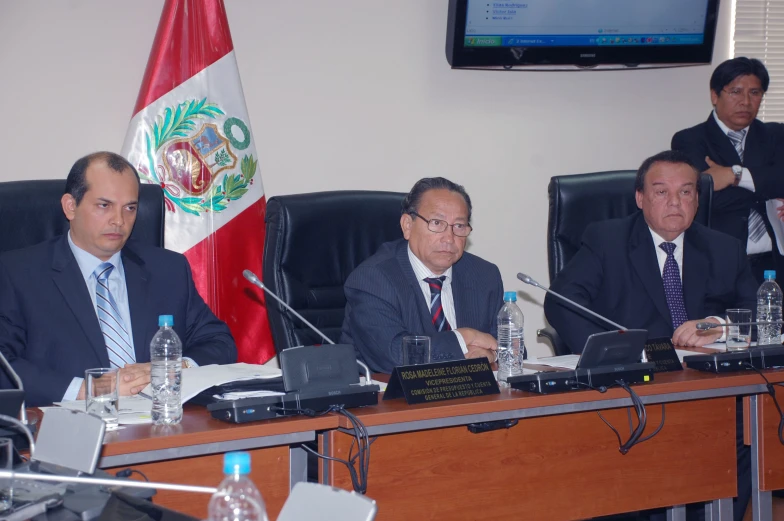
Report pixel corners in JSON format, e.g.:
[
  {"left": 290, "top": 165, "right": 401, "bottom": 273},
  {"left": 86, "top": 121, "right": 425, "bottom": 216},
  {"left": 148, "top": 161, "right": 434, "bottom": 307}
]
[{"left": 340, "top": 177, "right": 503, "bottom": 374}]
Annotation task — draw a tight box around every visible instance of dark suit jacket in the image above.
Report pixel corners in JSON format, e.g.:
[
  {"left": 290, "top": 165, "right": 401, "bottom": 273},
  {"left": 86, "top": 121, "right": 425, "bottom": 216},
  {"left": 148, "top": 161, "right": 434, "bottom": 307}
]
[
  {"left": 339, "top": 239, "right": 504, "bottom": 374},
  {"left": 0, "top": 235, "right": 237, "bottom": 406},
  {"left": 544, "top": 213, "right": 758, "bottom": 354},
  {"left": 671, "top": 113, "right": 784, "bottom": 247}
]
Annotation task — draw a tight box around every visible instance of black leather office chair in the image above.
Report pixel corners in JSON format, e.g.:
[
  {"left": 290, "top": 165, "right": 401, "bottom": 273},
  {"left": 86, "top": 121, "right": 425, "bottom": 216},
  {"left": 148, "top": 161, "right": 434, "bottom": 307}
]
[
  {"left": 539, "top": 170, "right": 714, "bottom": 355},
  {"left": 263, "top": 190, "right": 406, "bottom": 354},
  {"left": 0, "top": 180, "right": 165, "bottom": 253}
]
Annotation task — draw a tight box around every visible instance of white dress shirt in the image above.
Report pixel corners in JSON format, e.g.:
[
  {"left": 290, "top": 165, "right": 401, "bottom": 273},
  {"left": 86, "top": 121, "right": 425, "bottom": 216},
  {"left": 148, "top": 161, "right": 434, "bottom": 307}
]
[
  {"left": 407, "top": 246, "right": 468, "bottom": 354},
  {"left": 712, "top": 110, "right": 776, "bottom": 255}
]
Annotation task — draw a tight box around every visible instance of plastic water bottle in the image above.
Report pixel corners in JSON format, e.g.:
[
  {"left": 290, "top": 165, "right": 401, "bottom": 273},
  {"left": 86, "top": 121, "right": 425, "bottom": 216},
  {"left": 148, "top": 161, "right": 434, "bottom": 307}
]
[
  {"left": 497, "top": 291, "right": 525, "bottom": 383},
  {"left": 208, "top": 452, "right": 269, "bottom": 521},
  {"left": 150, "top": 314, "right": 182, "bottom": 425},
  {"left": 757, "top": 270, "right": 783, "bottom": 346}
]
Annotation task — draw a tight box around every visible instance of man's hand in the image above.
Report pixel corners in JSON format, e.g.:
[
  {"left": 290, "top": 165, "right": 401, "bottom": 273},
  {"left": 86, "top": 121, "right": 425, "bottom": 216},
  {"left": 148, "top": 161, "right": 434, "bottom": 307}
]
[
  {"left": 776, "top": 199, "right": 784, "bottom": 221},
  {"left": 118, "top": 363, "right": 152, "bottom": 396},
  {"left": 704, "top": 157, "right": 736, "bottom": 191},
  {"left": 456, "top": 328, "right": 498, "bottom": 362},
  {"left": 672, "top": 318, "right": 722, "bottom": 347}
]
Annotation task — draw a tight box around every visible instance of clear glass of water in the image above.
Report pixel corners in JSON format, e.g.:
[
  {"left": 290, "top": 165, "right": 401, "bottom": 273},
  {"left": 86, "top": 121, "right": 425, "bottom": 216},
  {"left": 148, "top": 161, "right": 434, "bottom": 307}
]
[
  {"left": 85, "top": 368, "right": 119, "bottom": 429},
  {"left": 726, "top": 309, "right": 752, "bottom": 352},
  {"left": 0, "top": 438, "right": 13, "bottom": 512},
  {"left": 402, "top": 336, "right": 431, "bottom": 366}
]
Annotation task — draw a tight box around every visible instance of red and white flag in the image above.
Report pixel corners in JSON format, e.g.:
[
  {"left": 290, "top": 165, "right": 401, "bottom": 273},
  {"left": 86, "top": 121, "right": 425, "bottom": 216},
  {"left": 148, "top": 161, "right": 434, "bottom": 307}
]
[{"left": 122, "top": 0, "right": 275, "bottom": 364}]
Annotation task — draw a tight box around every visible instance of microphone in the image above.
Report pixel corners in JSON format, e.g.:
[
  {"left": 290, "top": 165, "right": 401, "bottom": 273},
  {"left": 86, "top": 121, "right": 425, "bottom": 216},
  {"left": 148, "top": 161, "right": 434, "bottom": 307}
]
[
  {"left": 696, "top": 320, "right": 784, "bottom": 331},
  {"left": 243, "top": 270, "right": 373, "bottom": 383},
  {"left": 0, "top": 348, "right": 28, "bottom": 426},
  {"left": 517, "top": 272, "right": 627, "bottom": 331},
  {"left": 0, "top": 469, "right": 217, "bottom": 494}
]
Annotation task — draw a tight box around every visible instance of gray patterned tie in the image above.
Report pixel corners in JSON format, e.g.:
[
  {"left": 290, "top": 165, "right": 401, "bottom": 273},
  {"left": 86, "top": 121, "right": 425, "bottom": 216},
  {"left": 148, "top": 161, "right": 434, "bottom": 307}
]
[
  {"left": 95, "top": 263, "right": 135, "bottom": 368},
  {"left": 728, "top": 129, "right": 767, "bottom": 242}
]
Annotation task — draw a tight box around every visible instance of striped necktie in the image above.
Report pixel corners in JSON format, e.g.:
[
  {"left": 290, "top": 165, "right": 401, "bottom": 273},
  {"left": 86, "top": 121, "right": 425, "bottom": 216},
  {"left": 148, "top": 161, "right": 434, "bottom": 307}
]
[
  {"left": 94, "top": 262, "right": 135, "bottom": 368},
  {"left": 659, "top": 242, "right": 688, "bottom": 330},
  {"left": 728, "top": 129, "right": 767, "bottom": 242},
  {"left": 424, "top": 276, "right": 452, "bottom": 332}
]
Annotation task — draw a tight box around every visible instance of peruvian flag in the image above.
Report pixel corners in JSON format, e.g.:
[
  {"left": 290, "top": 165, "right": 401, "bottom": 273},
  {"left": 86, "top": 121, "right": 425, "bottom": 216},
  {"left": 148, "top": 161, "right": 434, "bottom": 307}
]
[{"left": 122, "top": 0, "right": 275, "bottom": 364}]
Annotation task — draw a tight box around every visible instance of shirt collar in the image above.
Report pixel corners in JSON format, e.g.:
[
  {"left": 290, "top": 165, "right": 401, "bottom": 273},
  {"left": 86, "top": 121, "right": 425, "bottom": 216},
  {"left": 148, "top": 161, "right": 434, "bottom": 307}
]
[
  {"left": 407, "top": 244, "right": 453, "bottom": 282},
  {"left": 648, "top": 227, "right": 684, "bottom": 252},
  {"left": 67, "top": 231, "right": 124, "bottom": 281},
  {"left": 712, "top": 109, "right": 750, "bottom": 137}
]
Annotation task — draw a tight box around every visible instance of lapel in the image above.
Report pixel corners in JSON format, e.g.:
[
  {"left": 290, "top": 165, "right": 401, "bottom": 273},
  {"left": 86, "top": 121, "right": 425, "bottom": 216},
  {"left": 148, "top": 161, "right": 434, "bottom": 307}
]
[
  {"left": 50, "top": 236, "right": 110, "bottom": 367},
  {"left": 681, "top": 226, "right": 710, "bottom": 320},
  {"left": 451, "top": 258, "right": 471, "bottom": 327},
  {"left": 742, "top": 119, "right": 766, "bottom": 169},
  {"left": 706, "top": 113, "right": 743, "bottom": 166},
  {"left": 395, "top": 240, "right": 438, "bottom": 334},
  {"left": 121, "top": 244, "right": 153, "bottom": 362},
  {"left": 628, "top": 215, "right": 672, "bottom": 325}
]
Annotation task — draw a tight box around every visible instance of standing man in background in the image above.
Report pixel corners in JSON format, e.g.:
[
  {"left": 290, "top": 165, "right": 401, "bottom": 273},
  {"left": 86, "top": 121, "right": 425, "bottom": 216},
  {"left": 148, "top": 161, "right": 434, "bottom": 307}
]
[
  {"left": 672, "top": 57, "right": 784, "bottom": 283},
  {"left": 341, "top": 177, "right": 504, "bottom": 374}
]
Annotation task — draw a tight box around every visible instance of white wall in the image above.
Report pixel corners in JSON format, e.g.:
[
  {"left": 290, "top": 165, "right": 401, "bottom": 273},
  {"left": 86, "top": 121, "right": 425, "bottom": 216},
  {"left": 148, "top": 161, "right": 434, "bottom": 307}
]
[{"left": 0, "top": 0, "right": 732, "bottom": 357}]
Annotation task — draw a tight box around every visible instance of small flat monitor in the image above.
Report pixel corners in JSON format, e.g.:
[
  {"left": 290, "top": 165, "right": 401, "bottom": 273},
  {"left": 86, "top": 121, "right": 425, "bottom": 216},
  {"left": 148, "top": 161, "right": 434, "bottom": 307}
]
[
  {"left": 577, "top": 329, "right": 648, "bottom": 369},
  {"left": 446, "top": 0, "right": 720, "bottom": 69}
]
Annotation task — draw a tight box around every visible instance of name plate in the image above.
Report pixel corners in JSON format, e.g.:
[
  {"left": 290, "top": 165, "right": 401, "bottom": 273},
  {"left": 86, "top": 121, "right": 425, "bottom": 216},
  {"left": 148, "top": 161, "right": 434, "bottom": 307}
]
[
  {"left": 644, "top": 337, "right": 683, "bottom": 372},
  {"left": 383, "top": 358, "right": 500, "bottom": 405}
]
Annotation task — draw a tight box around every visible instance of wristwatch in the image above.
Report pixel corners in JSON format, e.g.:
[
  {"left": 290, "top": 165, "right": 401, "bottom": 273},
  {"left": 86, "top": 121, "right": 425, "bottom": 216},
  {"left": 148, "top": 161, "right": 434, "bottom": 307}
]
[{"left": 731, "top": 165, "right": 743, "bottom": 186}]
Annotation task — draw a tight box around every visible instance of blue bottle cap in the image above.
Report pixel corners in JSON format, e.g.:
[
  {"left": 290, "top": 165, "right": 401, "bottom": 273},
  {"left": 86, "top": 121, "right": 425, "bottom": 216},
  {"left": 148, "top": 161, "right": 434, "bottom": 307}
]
[
  {"left": 223, "top": 451, "right": 251, "bottom": 475},
  {"left": 503, "top": 291, "right": 517, "bottom": 302},
  {"left": 764, "top": 270, "right": 776, "bottom": 280},
  {"left": 158, "top": 315, "right": 174, "bottom": 327}
]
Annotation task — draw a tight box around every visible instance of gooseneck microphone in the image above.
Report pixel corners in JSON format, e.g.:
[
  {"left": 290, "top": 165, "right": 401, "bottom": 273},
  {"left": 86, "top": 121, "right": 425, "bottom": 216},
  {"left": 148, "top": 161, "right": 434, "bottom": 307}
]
[
  {"left": 0, "top": 348, "right": 28, "bottom": 426},
  {"left": 696, "top": 320, "right": 784, "bottom": 331},
  {"left": 243, "top": 270, "right": 373, "bottom": 383},
  {"left": 517, "top": 272, "right": 627, "bottom": 331}
]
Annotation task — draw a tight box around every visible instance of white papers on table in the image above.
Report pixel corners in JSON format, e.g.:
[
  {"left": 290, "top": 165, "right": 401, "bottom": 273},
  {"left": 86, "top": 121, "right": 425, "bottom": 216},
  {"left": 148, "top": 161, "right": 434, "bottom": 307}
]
[
  {"left": 141, "top": 363, "right": 283, "bottom": 403},
  {"left": 525, "top": 354, "right": 581, "bottom": 370},
  {"left": 50, "top": 395, "right": 152, "bottom": 425}
]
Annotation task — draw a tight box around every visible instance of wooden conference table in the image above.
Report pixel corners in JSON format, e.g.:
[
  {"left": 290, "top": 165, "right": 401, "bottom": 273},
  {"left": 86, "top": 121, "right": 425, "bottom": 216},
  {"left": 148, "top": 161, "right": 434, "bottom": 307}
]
[
  {"left": 96, "top": 406, "right": 336, "bottom": 519},
  {"left": 321, "top": 369, "right": 783, "bottom": 521},
  {"left": 68, "top": 366, "right": 783, "bottom": 520}
]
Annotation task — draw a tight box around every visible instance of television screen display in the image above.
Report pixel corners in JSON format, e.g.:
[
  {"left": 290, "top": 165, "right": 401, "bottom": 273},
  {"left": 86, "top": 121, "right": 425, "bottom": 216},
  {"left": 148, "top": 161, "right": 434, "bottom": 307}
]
[{"left": 446, "top": 0, "right": 720, "bottom": 69}]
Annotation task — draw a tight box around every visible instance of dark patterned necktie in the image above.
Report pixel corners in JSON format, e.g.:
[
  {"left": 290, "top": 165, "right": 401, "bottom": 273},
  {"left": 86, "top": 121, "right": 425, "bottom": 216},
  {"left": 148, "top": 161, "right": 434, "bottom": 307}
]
[
  {"left": 424, "top": 276, "right": 452, "bottom": 332},
  {"left": 728, "top": 129, "right": 766, "bottom": 242},
  {"left": 659, "top": 242, "right": 688, "bottom": 330}
]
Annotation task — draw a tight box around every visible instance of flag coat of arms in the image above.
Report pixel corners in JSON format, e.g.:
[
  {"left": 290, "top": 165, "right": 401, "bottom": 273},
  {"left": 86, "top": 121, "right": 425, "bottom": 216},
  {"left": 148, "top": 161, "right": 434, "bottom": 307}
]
[{"left": 122, "top": 0, "right": 275, "bottom": 364}]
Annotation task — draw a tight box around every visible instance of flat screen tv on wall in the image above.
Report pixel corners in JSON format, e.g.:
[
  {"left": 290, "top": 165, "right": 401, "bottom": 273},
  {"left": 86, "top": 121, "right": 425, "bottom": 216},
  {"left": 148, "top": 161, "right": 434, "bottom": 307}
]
[{"left": 446, "top": 0, "right": 720, "bottom": 70}]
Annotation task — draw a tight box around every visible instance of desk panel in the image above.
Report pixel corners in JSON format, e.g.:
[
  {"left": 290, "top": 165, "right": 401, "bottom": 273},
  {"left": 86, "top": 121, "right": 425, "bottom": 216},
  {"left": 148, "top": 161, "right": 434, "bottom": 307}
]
[
  {"left": 324, "top": 397, "right": 736, "bottom": 521},
  {"left": 759, "top": 387, "right": 784, "bottom": 492}
]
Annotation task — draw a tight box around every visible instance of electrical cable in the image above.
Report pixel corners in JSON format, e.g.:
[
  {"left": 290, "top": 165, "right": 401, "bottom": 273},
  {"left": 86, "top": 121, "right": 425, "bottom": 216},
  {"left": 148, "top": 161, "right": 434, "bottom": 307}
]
[
  {"left": 115, "top": 468, "right": 150, "bottom": 482},
  {"left": 742, "top": 363, "right": 784, "bottom": 446},
  {"left": 273, "top": 404, "right": 371, "bottom": 494},
  {"left": 570, "top": 379, "right": 663, "bottom": 454}
]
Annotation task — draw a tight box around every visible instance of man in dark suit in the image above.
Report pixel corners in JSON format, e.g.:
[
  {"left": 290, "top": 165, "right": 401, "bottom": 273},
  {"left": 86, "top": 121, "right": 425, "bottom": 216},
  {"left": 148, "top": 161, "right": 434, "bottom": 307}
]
[
  {"left": 672, "top": 57, "right": 784, "bottom": 283},
  {"left": 340, "top": 177, "right": 503, "bottom": 374},
  {"left": 0, "top": 152, "right": 237, "bottom": 406},
  {"left": 545, "top": 150, "right": 757, "bottom": 521}
]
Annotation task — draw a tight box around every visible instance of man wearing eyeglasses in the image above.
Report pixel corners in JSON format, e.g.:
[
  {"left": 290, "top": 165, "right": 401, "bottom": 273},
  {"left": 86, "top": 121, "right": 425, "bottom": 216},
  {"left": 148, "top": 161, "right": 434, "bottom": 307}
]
[
  {"left": 340, "top": 177, "right": 504, "bottom": 374},
  {"left": 672, "top": 57, "right": 784, "bottom": 283}
]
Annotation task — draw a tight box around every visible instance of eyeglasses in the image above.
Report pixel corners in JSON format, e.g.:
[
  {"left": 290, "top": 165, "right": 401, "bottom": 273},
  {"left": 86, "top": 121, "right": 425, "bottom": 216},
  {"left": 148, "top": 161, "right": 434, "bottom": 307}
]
[
  {"left": 722, "top": 87, "right": 764, "bottom": 100},
  {"left": 410, "top": 212, "right": 472, "bottom": 237}
]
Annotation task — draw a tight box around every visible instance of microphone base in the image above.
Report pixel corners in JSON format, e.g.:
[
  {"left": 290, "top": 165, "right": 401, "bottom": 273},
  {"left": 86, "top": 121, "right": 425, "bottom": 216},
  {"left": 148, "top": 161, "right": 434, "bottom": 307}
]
[
  {"left": 683, "top": 345, "right": 784, "bottom": 373},
  {"left": 508, "top": 363, "right": 656, "bottom": 394},
  {"left": 208, "top": 384, "right": 380, "bottom": 423}
]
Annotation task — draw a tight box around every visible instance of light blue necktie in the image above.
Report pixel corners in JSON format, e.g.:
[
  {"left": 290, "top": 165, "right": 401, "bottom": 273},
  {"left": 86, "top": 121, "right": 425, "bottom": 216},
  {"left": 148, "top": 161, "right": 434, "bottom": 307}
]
[{"left": 94, "top": 262, "right": 135, "bottom": 368}]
